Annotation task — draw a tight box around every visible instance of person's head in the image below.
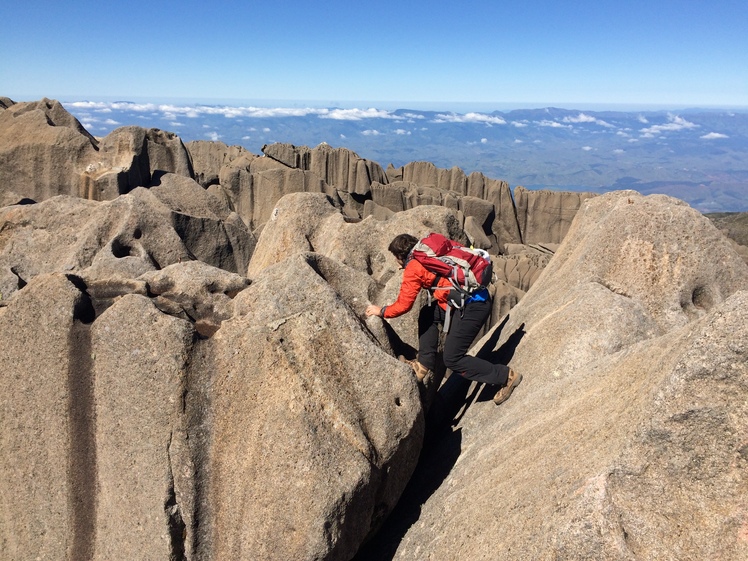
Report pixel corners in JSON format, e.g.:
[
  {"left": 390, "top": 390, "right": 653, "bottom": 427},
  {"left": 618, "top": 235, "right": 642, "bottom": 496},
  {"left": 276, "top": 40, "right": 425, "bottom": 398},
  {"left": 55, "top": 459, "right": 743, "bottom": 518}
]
[{"left": 388, "top": 234, "right": 418, "bottom": 263}]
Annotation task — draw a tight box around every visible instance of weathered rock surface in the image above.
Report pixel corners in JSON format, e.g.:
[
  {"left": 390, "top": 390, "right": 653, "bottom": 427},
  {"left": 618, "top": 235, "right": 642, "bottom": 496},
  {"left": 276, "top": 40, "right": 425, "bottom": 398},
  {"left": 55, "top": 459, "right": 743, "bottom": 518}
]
[
  {"left": 0, "top": 259, "right": 425, "bottom": 561},
  {"left": 707, "top": 211, "right": 748, "bottom": 246},
  {"left": 369, "top": 181, "right": 506, "bottom": 250},
  {"left": 0, "top": 186, "right": 254, "bottom": 301},
  {"left": 263, "top": 142, "right": 388, "bottom": 199},
  {"left": 370, "top": 181, "right": 458, "bottom": 214},
  {"left": 492, "top": 251, "right": 553, "bottom": 293},
  {"left": 0, "top": 274, "right": 92, "bottom": 560},
  {"left": 85, "top": 126, "right": 194, "bottom": 200},
  {"left": 361, "top": 191, "right": 748, "bottom": 561},
  {"left": 218, "top": 164, "right": 339, "bottom": 231},
  {"left": 247, "top": 192, "right": 468, "bottom": 352},
  {"left": 707, "top": 211, "right": 748, "bottom": 264},
  {"left": 91, "top": 292, "right": 196, "bottom": 561},
  {"left": 139, "top": 260, "right": 250, "bottom": 336},
  {"left": 388, "top": 162, "right": 523, "bottom": 250},
  {"left": 514, "top": 185, "right": 598, "bottom": 245},
  {"left": 200, "top": 254, "right": 423, "bottom": 560},
  {"left": 0, "top": 98, "right": 100, "bottom": 201},
  {"left": 185, "top": 139, "right": 257, "bottom": 188},
  {"left": 5, "top": 98, "right": 745, "bottom": 561},
  {"left": 0, "top": 99, "right": 196, "bottom": 203}
]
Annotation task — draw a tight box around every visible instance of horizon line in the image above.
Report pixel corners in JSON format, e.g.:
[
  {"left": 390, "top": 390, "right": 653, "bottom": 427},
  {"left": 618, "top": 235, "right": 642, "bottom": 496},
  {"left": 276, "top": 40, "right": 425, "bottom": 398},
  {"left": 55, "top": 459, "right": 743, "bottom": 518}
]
[{"left": 6, "top": 93, "right": 748, "bottom": 113}]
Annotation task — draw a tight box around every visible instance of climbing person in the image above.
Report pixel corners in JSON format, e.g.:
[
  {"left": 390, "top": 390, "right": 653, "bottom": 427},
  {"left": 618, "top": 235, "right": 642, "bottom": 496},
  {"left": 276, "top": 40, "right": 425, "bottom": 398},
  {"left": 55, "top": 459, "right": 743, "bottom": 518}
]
[{"left": 365, "top": 233, "right": 521, "bottom": 406}]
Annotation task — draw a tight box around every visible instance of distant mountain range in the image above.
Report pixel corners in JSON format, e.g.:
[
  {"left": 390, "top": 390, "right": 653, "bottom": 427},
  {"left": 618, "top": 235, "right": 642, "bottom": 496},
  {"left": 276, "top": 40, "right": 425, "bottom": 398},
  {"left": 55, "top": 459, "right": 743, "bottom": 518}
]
[{"left": 63, "top": 100, "right": 748, "bottom": 212}]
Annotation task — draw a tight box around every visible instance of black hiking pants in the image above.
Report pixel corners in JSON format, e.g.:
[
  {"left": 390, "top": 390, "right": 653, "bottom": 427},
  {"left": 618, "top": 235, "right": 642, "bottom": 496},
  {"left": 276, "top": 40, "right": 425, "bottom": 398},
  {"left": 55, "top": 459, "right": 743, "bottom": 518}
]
[{"left": 417, "top": 299, "right": 510, "bottom": 386}]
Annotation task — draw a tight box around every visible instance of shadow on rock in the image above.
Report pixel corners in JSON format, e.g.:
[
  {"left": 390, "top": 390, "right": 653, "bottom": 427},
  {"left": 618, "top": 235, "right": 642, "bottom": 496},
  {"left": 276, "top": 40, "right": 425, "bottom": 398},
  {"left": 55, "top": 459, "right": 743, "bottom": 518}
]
[
  {"left": 353, "top": 317, "right": 526, "bottom": 560},
  {"left": 445, "top": 316, "right": 527, "bottom": 426},
  {"left": 352, "top": 428, "right": 463, "bottom": 561}
]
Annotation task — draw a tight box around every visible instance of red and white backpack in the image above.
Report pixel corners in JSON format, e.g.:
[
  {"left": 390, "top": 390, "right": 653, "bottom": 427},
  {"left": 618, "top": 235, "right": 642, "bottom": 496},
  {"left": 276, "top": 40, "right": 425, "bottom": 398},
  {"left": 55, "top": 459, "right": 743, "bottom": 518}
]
[{"left": 409, "top": 232, "right": 493, "bottom": 312}]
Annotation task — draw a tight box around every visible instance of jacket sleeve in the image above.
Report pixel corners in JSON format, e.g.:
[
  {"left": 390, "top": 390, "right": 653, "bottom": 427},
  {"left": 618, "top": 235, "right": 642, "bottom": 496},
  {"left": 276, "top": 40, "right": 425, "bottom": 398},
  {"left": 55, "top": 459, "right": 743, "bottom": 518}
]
[{"left": 382, "top": 260, "right": 434, "bottom": 319}]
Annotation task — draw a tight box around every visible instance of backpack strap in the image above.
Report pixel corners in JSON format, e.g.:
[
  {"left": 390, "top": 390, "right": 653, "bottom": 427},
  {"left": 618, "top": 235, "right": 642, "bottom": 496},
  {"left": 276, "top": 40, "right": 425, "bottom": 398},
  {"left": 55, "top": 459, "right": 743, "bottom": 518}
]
[
  {"left": 443, "top": 306, "right": 453, "bottom": 333},
  {"left": 426, "top": 272, "right": 442, "bottom": 306}
]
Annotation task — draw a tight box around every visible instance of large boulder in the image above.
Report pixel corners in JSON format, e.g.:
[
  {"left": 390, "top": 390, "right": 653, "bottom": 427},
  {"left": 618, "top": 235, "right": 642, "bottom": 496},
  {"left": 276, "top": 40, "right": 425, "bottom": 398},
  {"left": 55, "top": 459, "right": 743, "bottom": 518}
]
[
  {"left": 0, "top": 98, "right": 195, "bottom": 203},
  {"left": 0, "top": 183, "right": 255, "bottom": 301},
  {"left": 0, "top": 258, "right": 426, "bottom": 561},
  {"left": 218, "top": 165, "right": 338, "bottom": 231},
  {"left": 263, "top": 142, "right": 388, "bottom": 198},
  {"left": 145, "top": 173, "right": 256, "bottom": 274},
  {"left": 361, "top": 191, "right": 748, "bottom": 560},
  {"left": 139, "top": 260, "right": 251, "bottom": 336},
  {"left": 86, "top": 126, "right": 194, "bottom": 200},
  {"left": 0, "top": 274, "right": 93, "bottom": 561},
  {"left": 91, "top": 292, "right": 196, "bottom": 561},
  {"left": 185, "top": 140, "right": 257, "bottom": 188},
  {"left": 247, "top": 192, "right": 470, "bottom": 352},
  {"left": 0, "top": 98, "right": 99, "bottom": 201},
  {"left": 514, "top": 185, "right": 598, "bottom": 244},
  {"left": 199, "top": 254, "right": 424, "bottom": 560}
]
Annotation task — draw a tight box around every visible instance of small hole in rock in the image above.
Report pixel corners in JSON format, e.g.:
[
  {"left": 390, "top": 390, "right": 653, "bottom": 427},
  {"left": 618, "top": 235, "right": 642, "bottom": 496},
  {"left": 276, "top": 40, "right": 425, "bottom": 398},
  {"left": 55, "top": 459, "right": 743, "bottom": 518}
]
[
  {"left": 395, "top": 397, "right": 401, "bottom": 406},
  {"left": 692, "top": 286, "right": 712, "bottom": 310},
  {"left": 133, "top": 228, "right": 142, "bottom": 239},
  {"left": 111, "top": 238, "right": 134, "bottom": 258}
]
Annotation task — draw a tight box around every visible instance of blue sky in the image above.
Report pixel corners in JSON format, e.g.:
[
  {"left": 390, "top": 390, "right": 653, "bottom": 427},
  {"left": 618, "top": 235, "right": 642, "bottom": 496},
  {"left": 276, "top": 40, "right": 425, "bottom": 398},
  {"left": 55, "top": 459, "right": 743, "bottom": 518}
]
[{"left": 2, "top": 0, "right": 747, "bottom": 110}]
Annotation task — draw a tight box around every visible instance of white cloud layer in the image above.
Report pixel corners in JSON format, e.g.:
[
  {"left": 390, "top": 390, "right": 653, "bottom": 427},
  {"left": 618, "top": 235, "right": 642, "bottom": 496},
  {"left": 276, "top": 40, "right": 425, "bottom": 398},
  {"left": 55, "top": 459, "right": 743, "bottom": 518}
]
[
  {"left": 639, "top": 114, "right": 698, "bottom": 136},
  {"left": 562, "top": 113, "right": 614, "bottom": 127},
  {"left": 433, "top": 112, "right": 506, "bottom": 125},
  {"left": 65, "top": 101, "right": 431, "bottom": 122},
  {"left": 537, "top": 120, "right": 572, "bottom": 129},
  {"left": 322, "top": 108, "right": 396, "bottom": 121},
  {"left": 701, "top": 132, "right": 729, "bottom": 139}
]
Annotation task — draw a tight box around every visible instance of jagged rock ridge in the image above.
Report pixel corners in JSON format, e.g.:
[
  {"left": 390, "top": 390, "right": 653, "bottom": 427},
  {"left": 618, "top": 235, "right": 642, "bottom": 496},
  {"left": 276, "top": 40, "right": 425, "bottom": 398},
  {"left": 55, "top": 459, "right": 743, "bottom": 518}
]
[{"left": 1, "top": 98, "right": 747, "bottom": 561}]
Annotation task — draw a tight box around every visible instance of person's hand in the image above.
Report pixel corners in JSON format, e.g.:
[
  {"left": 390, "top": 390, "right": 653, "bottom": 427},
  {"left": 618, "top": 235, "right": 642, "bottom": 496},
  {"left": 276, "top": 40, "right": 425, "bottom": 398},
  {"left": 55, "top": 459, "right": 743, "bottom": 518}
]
[{"left": 365, "top": 304, "right": 382, "bottom": 318}]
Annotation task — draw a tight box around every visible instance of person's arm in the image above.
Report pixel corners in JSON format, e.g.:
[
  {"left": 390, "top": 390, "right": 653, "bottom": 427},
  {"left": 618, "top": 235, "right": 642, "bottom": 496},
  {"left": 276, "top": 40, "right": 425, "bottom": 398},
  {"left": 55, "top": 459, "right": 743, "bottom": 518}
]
[{"left": 377, "top": 260, "right": 435, "bottom": 319}]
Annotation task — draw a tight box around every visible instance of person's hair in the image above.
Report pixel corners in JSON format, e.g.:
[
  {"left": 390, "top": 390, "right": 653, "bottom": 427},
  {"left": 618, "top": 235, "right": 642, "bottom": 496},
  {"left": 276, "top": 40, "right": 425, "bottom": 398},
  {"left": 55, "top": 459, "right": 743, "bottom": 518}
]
[{"left": 388, "top": 234, "right": 418, "bottom": 261}]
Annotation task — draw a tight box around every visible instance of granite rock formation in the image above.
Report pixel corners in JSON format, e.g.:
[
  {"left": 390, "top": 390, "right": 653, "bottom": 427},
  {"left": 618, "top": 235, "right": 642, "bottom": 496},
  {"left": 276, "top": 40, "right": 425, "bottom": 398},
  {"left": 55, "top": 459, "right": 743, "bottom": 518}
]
[
  {"left": 0, "top": 191, "right": 438, "bottom": 560},
  {"left": 359, "top": 191, "right": 748, "bottom": 561},
  {"left": 3, "top": 97, "right": 746, "bottom": 561},
  {"left": 0, "top": 98, "right": 100, "bottom": 201},
  {"left": 0, "top": 98, "right": 193, "bottom": 203},
  {"left": 185, "top": 140, "right": 257, "bottom": 188},
  {"left": 707, "top": 211, "right": 748, "bottom": 264},
  {"left": 514, "top": 184, "right": 598, "bottom": 245}
]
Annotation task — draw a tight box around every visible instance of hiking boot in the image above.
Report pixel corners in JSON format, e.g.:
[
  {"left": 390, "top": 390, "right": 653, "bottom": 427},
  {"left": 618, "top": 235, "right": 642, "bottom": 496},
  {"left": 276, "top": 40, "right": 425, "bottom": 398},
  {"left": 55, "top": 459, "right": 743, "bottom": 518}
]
[
  {"left": 493, "top": 369, "right": 522, "bottom": 406},
  {"left": 399, "top": 356, "right": 432, "bottom": 382}
]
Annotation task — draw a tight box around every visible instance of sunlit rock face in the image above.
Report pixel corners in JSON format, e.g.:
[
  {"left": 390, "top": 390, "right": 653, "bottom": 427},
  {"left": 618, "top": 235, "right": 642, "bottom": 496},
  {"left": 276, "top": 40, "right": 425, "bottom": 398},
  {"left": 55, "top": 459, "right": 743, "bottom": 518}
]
[
  {"left": 3, "top": 98, "right": 747, "bottom": 561},
  {"left": 363, "top": 191, "right": 748, "bottom": 561}
]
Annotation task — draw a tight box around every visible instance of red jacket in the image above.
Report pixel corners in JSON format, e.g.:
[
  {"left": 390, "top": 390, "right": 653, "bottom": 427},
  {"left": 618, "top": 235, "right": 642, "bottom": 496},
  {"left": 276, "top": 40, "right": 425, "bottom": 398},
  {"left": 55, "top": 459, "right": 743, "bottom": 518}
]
[{"left": 382, "top": 258, "right": 451, "bottom": 319}]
